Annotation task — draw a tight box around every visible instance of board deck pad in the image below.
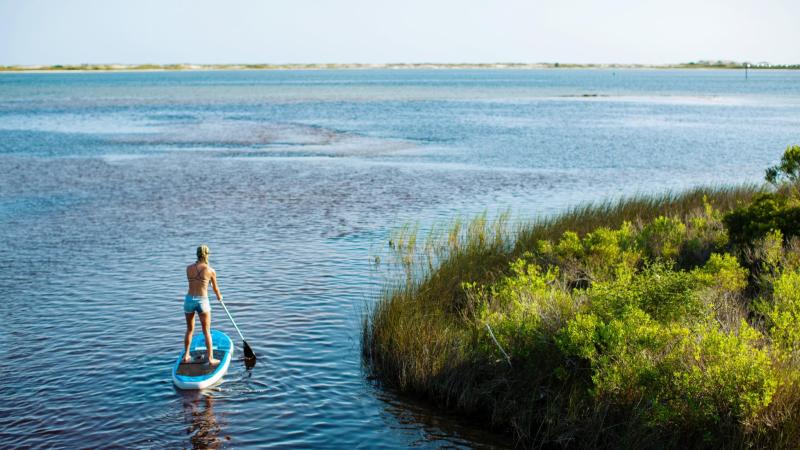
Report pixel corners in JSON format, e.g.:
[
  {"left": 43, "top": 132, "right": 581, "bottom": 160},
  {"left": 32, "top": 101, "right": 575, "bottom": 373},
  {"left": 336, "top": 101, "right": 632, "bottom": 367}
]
[
  {"left": 172, "top": 329, "right": 233, "bottom": 389},
  {"left": 176, "top": 350, "right": 228, "bottom": 377}
]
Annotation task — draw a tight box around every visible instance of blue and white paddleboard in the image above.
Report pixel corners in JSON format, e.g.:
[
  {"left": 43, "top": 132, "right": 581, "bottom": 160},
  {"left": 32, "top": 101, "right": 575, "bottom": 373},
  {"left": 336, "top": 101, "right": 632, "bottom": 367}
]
[{"left": 172, "top": 329, "right": 233, "bottom": 390}]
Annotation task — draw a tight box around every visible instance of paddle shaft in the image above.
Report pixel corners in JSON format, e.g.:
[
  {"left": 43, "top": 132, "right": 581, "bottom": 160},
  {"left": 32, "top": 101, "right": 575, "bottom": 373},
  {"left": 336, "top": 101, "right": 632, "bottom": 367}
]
[
  {"left": 218, "top": 299, "right": 246, "bottom": 343},
  {"left": 217, "top": 298, "right": 256, "bottom": 360}
]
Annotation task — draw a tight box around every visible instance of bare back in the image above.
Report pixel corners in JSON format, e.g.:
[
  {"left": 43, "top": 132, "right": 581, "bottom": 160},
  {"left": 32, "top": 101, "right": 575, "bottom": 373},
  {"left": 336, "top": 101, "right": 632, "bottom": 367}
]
[{"left": 186, "top": 262, "right": 214, "bottom": 297}]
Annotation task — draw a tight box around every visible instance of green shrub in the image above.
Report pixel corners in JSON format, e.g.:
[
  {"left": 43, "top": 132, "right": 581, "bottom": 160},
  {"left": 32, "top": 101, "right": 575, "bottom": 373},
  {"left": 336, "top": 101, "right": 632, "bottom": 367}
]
[
  {"left": 763, "top": 270, "right": 800, "bottom": 360},
  {"left": 765, "top": 144, "right": 800, "bottom": 185},
  {"left": 471, "top": 259, "right": 578, "bottom": 360},
  {"left": 557, "top": 308, "right": 688, "bottom": 405},
  {"left": 582, "top": 222, "right": 642, "bottom": 282},
  {"left": 681, "top": 198, "right": 729, "bottom": 268},
  {"left": 559, "top": 311, "right": 777, "bottom": 427},
  {"left": 739, "top": 230, "right": 786, "bottom": 297},
  {"left": 555, "top": 230, "right": 584, "bottom": 259},
  {"left": 639, "top": 216, "right": 687, "bottom": 261},
  {"left": 557, "top": 299, "right": 776, "bottom": 430},
  {"left": 536, "top": 223, "right": 643, "bottom": 286},
  {"left": 692, "top": 253, "right": 748, "bottom": 294},
  {"left": 724, "top": 193, "right": 800, "bottom": 245},
  {"left": 588, "top": 263, "right": 706, "bottom": 324},
  {"left": 666, "top": 321, "right": 776, "bottom": 425}
]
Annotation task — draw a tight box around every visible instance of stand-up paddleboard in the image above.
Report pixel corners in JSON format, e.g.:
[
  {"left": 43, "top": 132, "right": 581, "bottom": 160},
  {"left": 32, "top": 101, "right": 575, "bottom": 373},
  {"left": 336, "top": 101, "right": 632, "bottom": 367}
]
[{"left": 172, "top": 329, "right": 233, "bottom": 389}]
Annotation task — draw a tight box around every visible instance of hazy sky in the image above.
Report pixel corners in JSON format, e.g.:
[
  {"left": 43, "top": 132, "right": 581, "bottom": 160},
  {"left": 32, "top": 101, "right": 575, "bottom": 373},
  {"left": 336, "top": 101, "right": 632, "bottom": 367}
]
[{"left": 1, "top": 0, "right": 798, "bottom": 65}]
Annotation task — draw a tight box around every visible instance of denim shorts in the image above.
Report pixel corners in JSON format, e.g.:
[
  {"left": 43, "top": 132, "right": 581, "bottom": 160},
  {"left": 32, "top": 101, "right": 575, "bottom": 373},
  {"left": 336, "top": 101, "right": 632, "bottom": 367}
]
[{"left": 184, "top": 295, "right": 211, "bottom": 314}]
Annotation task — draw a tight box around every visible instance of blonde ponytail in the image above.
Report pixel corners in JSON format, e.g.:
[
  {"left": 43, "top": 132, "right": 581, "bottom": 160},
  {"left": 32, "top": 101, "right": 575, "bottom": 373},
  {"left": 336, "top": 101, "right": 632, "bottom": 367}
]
[{"left": 196, "top": 244, "right": 210, "bottom": 264}]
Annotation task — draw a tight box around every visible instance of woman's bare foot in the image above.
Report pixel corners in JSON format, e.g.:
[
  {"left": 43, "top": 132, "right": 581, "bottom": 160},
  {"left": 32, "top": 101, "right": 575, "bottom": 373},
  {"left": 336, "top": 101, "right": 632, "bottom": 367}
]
[
  {"left": 207, "top": 357, "right": 220, "bottom": 366},
  {"left": 182, "top": 353, "right": 193, "bottom": 364}
]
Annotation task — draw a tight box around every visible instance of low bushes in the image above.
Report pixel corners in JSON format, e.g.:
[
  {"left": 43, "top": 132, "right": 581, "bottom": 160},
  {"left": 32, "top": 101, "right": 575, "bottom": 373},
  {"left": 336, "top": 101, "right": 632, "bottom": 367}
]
[
  {"left": 724, "top": 192, "right": 800, "bottom": 245},
  {"left": 364, "top": 147, "right": 800, "bottom": 448}
]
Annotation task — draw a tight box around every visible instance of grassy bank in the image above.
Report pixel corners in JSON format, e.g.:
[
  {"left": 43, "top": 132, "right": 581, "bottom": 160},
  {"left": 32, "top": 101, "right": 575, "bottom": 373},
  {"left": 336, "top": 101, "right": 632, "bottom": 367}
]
[{"left": 363, "top": 147, "right": 800, "bottom": 448}]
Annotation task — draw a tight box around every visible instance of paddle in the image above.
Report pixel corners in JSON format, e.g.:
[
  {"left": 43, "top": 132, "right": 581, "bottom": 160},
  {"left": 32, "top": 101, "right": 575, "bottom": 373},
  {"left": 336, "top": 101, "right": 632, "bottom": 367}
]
[{"left": 218, "top": 298, "right": 256, "bottom": 360}]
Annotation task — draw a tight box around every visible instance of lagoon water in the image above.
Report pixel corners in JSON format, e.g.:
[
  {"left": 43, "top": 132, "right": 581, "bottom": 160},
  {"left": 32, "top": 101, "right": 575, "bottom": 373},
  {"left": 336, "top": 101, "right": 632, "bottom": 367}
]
[{"left": 2, "top": 69, "right": 799, "bottom": 448}]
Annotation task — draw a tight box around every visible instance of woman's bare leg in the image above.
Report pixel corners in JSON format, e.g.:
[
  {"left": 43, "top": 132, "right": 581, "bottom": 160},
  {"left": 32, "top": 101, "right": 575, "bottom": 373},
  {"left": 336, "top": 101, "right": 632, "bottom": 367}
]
[
  {"left": 183, "top": 312, "right": 195, "bottom": 363},
  {"left": 199, "top": 311, "right": 220, "bottom": 365}
]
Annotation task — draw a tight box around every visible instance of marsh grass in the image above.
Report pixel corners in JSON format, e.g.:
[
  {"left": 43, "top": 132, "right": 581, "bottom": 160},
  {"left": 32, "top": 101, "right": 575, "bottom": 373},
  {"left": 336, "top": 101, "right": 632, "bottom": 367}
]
[{"left": 362, "top": 183, "right": 800, "bottom": 449}]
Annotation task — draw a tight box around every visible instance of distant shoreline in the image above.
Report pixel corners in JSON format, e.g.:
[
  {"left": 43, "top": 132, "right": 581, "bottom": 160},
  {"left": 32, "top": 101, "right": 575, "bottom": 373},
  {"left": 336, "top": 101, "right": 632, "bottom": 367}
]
[{"left": 2, "top": 62, "right": 799, "bottom": 73}]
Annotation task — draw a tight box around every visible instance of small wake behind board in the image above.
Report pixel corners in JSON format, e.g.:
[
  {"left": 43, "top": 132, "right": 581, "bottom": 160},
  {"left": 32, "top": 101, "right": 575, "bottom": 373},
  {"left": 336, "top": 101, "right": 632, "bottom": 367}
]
[{"left": 172, "top": 329, "right": 233, "bottom": 389}]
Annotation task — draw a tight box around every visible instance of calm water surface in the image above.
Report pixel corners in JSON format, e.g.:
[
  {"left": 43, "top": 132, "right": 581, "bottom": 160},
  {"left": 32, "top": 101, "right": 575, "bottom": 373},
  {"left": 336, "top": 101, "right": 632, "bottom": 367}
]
[{"left": 2, "top": 69, "right": 799, "bottom": 448}]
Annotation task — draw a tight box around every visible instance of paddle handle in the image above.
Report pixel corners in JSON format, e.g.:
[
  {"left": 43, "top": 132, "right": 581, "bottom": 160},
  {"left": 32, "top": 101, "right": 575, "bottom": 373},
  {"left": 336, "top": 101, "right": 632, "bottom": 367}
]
[{"left": 219, "top": 298, "right": 247, "bottom": 343}]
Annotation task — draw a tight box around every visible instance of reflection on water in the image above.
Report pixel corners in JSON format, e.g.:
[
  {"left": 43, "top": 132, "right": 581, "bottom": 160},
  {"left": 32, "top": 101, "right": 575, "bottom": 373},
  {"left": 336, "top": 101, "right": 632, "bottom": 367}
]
[
  {"left": 181, "top": 391, "right": 226, "bottom": 450},
  {"left": 373, "top": 387, "right": 515, "bottom": 449},
  {"left": 2, "top": 69, "right": 800, "bottom": 449},
  {"left": 244, "top": 354, "right": 258, "bottom": 371}
]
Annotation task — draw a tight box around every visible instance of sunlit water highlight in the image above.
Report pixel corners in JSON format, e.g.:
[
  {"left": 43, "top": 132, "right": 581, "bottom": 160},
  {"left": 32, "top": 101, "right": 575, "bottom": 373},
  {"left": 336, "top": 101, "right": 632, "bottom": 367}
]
[{"left": 2, "top": 69, "right": 799, "bottom": 448}]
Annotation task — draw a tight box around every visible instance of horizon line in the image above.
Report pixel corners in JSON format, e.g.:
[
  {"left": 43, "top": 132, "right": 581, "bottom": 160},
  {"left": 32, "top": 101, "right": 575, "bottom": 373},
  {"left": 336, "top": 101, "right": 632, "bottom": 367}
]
[{"left": 3, "top": 60, "right": 799, "bottom": 72}]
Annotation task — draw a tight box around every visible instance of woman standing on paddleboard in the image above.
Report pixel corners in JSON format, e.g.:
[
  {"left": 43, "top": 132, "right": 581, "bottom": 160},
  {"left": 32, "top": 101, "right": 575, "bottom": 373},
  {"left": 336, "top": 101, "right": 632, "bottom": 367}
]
[{"left": 184, "top": 244, "right": 223, "bottom": 365}]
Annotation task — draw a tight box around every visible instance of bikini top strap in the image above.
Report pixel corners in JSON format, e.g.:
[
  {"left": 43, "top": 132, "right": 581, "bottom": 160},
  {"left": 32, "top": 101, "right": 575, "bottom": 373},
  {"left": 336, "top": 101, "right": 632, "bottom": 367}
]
[{"left": 189, "top": 263, "right": 205, "bottom": 281}]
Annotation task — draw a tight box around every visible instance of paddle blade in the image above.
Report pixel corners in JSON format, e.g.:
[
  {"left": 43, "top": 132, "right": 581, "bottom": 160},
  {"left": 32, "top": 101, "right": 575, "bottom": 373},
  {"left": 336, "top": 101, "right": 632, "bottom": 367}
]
[{"left": 243, "top": 341, "right": 256, "bottom": 360}]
